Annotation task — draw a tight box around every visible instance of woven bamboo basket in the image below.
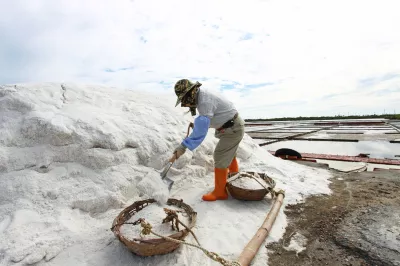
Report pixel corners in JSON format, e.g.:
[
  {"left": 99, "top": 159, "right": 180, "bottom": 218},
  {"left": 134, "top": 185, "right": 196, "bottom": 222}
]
[
  {"left": 111, "top": 198, "right": 197, "bottom": 256},
  {"left": 227, "top": 171, "right": 276, "bottom": 201}
]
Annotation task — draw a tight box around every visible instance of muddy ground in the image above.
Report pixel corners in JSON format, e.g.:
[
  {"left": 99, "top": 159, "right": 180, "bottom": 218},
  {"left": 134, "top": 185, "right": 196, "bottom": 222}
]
[{"left": 267, "top": 162, "right": 400, "bottom": 266}]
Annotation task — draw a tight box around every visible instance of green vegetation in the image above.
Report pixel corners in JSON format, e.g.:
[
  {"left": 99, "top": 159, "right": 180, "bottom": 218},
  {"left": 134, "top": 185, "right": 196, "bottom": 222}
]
[{"left": 245, "top": 114, "right": 400, "bottom": 122}]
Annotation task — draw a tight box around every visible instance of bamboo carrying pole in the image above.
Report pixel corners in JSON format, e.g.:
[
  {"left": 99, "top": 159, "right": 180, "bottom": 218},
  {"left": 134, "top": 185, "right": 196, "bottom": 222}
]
[{"left": 237, "top": 193, "right": 285, "bottom": 266}]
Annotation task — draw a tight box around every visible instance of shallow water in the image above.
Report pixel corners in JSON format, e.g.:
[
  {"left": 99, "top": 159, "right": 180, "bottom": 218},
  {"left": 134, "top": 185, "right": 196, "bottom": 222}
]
[
  {"left": 263, "top": 140, "right": 400, "bottom": 159},
  {"left": 315, "top": 159, "right": 400, "bottom": 171}
]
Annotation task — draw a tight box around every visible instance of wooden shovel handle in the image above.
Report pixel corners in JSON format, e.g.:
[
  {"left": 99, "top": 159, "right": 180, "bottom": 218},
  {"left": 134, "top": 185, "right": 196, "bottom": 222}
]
[
  {"left": 186, "top": 122, "right": 194, "bottom": 138},
  {"left": 169, "top": 123, "right": 193, "bottom": 163}
]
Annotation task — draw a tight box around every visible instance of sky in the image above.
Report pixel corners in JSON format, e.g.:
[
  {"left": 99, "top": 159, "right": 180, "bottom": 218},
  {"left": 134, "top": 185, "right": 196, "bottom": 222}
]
[{"left": 1, "top": 0, "right": 399, "bottom": 119}]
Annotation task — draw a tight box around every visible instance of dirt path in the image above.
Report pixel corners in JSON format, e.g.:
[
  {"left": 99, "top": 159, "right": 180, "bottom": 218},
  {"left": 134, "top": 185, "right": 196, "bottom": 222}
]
[{"left": 267, "top": 164, "right": 400, "bottom": 266}]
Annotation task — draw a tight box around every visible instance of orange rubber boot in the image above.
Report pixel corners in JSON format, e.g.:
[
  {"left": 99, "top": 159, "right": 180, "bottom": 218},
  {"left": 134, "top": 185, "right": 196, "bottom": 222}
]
[
  {"left": 202, "top": 168, "right": 229, "bottom": 201},
  {"left": 228, "top": 157, "right": 239, "bottom": 174}
]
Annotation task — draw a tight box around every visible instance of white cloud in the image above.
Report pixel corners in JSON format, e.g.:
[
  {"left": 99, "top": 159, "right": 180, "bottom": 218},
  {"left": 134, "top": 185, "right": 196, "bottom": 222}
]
[{"left": 1, "top": 0, "right": 400, "bottom": 118}]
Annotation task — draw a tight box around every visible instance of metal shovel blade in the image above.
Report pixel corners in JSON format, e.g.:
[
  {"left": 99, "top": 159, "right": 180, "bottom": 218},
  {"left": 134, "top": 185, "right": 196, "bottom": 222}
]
[{"left": 160, "top": 162, "right": 174, "bottom": 191}]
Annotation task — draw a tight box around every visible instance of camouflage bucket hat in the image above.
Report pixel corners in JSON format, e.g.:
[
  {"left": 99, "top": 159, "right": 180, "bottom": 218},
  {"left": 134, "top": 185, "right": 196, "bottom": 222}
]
[{"left": 174, "top": 79, "right": 202, "bottom": 107}]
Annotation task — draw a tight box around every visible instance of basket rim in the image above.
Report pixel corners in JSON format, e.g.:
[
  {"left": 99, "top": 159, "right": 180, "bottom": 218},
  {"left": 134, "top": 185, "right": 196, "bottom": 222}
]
[
  {"left": 226, "top": 182, "right": 268, "bottom": 192},
  {"left": 111, "top": 198, "right": 197, "bottom": 244}
]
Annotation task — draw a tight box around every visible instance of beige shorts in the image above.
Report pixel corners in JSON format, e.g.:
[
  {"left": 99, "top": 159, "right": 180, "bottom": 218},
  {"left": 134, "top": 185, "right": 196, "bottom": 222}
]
[{"left": 213, "top": 114, "right": 245, "bottom": 168}]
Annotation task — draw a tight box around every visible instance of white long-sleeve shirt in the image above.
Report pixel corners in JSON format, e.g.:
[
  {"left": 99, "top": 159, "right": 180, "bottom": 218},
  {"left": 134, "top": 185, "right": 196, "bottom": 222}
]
[{"left": 196, "top": 88, "right": 238, "bottom": 129}]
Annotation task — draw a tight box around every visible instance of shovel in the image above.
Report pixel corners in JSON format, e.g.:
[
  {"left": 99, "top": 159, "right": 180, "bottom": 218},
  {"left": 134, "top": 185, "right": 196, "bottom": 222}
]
[
  {"left": 160, "top": 122, "right": 194, "bottom": 192},
  {"left": 160, "top": 157, "right": 176, "bottom": 192}
]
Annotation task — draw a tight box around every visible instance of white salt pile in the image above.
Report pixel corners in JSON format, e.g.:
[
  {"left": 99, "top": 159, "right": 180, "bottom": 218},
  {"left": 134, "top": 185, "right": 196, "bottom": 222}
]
[
  {"left": 120, "top": 204, "right": 189, "bottom": 240},
  {"left": 231, "top": 175, "right": 266, "bottom": 190},
  {"left": 0, "top": 83, "right": 333, "bottom": 266},
  {"left": 137, "top": 171, "right": 170, "bottom": 205}
]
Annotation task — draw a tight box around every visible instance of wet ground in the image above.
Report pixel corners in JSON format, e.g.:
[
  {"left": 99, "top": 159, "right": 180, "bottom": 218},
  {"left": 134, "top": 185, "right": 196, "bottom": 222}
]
[
  {"left": 266, "top": 162, "right": 400, "bottom": 266},
  {"left": 246, "top": 119, "right": 400, "bottom": 265}
]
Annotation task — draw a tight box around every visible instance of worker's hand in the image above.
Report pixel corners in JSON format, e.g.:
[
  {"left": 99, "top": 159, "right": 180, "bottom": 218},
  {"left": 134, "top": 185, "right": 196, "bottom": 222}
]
[
  {"left": 175, "top": 149, "right": 185, "bottom": 159},
  {"left": 171, "top": 144, "right": 187, "bottom": 161},
  {"left": 168, "top": 153, "right": 177, "bottom": 163}
]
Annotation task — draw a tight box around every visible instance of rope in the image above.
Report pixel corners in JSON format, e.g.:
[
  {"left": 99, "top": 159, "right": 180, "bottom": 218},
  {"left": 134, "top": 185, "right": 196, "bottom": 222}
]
[
  {"left": 227, "top": 172, "right": 285, "bottom": 201},
  {"left": 229, "top": 172, "right": 271, "bottom": 191},
  {"left": 273, "top": 189, "right": 285, "bottom": 198},
  {"left": 162, "top": 208, "right": 201, "bottom": 245},
  {"left": 139, "top": 219, "right": 241, "bottom": 266}
]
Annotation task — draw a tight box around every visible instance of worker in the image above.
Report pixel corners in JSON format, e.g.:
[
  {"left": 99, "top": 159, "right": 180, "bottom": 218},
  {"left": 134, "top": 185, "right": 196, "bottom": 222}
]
[{"left": 169, "top": 79, "right": 245, "bottom": 201}]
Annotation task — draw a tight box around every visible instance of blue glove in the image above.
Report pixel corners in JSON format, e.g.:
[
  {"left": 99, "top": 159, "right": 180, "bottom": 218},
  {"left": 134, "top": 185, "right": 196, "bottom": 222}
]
[{"left": 181, "top": 116, "right": 210, "bottom": 151}]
